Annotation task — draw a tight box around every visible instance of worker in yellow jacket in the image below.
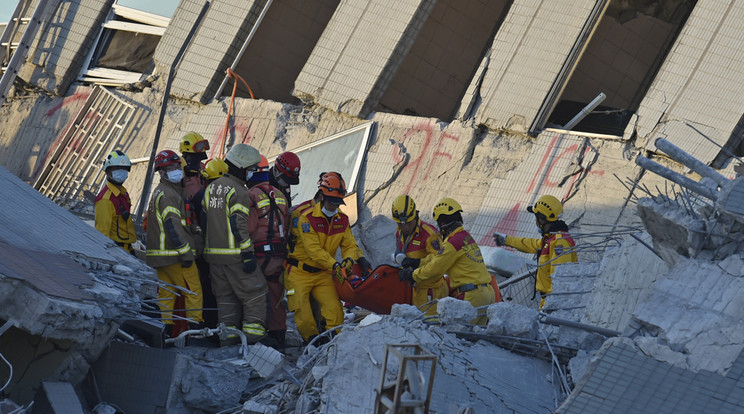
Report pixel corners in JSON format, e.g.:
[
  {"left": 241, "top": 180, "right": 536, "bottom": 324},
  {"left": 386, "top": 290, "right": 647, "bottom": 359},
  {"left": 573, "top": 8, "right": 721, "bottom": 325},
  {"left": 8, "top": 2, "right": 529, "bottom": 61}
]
[
  {"left": 95, "top": 150, "right": 137, "bottom": 254},
  {"left": 285, "top": 172, "right": 372, "bottom": 343},
  {"left": 146, "top": 150, "right": 204, "bottom": 336},
  {"left": 493, "top": 194, "right": 577, "bottom": 309},
  {"left": 400, "top": 198, "right": 494, "bottom": 324},
  {"left": 391, "top": 195, "right": 447, "bottom": 315}
]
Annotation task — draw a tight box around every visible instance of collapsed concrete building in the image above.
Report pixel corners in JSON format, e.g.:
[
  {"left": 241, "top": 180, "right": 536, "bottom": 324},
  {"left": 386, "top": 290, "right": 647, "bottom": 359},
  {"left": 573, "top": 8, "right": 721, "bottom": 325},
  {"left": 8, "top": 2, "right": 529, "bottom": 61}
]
[{"left": 1, "top": 0, "right": 744, "bottom": 412}]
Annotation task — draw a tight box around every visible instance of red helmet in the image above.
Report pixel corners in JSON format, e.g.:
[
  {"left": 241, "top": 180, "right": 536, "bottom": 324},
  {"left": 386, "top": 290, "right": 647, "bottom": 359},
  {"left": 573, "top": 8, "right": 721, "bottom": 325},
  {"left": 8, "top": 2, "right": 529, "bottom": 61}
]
[
  {"left": 257, "top": 155, "right": 269, "bottom": 173},
  {"left": 275, "top": 151, "right": 300, "bottom": 184},
  {"left": 154, "top": 150, "right": 181, "bottom": 171}
]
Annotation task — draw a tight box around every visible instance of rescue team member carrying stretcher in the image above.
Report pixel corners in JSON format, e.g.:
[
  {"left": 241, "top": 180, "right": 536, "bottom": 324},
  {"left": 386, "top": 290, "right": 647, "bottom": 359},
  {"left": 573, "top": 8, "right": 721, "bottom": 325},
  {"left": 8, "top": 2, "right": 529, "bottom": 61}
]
[
  {"left": 285, "top": 172, "right": 372, "bottom": 344},
  {"left": 493, "top": 195, "right": 577, "bottom": 309},
  {"left": 391, "top": 195, "right": 448, "bottom": 315},
  {"left": 399, "top": 198, "right": 495, "bottom": 324}
]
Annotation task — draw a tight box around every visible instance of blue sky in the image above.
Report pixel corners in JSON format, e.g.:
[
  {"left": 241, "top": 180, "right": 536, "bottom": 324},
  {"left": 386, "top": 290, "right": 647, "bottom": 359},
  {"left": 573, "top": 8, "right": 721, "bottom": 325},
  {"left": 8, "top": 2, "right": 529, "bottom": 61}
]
[{"left": 0, "top": 0, "right": 181, "bottom": 23}]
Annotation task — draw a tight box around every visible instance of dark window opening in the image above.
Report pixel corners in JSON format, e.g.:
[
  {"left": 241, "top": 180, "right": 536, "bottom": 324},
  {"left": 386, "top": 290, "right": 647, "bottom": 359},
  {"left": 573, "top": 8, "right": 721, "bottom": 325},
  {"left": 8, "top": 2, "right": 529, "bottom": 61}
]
[
  {"left": 376, "top": 0, "right": 511, "bottom": 121},
  {"left": 93, "top": 29, "right": 158, "bottom": 73},
  {"left": 546, "top": 0, "right": 697, "bottom": 135},
  {"left": 223, "top": 0, "right": 340, "bottom": 104}
]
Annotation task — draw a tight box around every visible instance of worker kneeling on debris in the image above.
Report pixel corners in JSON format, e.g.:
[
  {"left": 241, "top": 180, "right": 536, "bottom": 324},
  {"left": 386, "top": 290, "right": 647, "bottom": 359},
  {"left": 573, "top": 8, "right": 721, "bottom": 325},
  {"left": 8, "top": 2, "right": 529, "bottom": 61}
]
[
  {"left": 146, "top": 150, "right": 204, "bottom": 336},
  {"left": 400, "top": 198, "right": 494, "bottom": 324},
  {"left": 285, "top": 172, "right": 372, "bottom": 344},
  {"left": 493, "top": 195, "right": 577, "bottom": 309},
  {"left": 391, "top": 195, "right": 448, "bottom": 315},
  {"left": 202, "top": 144, "right": 267, "bottom": 345}
]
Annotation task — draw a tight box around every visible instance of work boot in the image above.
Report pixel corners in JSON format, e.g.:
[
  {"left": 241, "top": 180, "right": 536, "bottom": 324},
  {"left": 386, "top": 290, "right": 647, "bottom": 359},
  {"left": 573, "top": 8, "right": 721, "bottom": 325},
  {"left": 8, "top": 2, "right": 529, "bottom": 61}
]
[{"left": 261, "top": 330, "right": 286, "bottom": 350}]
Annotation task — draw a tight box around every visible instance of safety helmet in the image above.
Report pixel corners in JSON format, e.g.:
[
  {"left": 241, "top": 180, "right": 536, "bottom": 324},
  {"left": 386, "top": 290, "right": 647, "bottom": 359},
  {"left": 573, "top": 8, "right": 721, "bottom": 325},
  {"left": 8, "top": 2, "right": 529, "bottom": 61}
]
[
  {"left": 103, "top": 150, "right": 131, "bottom": 171},
  {"left": 275, "top": 151, "right": 301, "bottom": 184},
  {"left": 201, "top": 158, "right": 228, "bottom": 180},
  {"left": 257, "top": 155, "right": 269, "bottom": 173},
  {"left": 527, "top": 195, "right": 563, "bottom": 221},
  {"left": 154, "top": 149, "right": 182, "bottom": 171},
  {"left": 179, "top": 132, "right": 209, "bottom": 154},
  {"left": 391, "top": 195, "right": 417, "bottom": 224},
  {"left": 224, "top": 144, "right": 261, "bottom": 169},
  {"left": 318, "top": 171, "right": 346, "bottom": 198},
  {"left": 433, "top": 197, "right": 463, "bottom": 221}
]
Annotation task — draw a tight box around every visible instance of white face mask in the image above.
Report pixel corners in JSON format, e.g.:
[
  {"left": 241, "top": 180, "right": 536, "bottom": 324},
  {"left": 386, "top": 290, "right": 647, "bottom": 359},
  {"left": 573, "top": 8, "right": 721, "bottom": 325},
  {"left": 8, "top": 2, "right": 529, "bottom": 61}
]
[
  {"left": 166, "top": 169, "right": 183, "bottom": 183},
  {"left": 245, "top": 171, "right": 254, "bottom": 181},
  {"left": 110, "top": 170, "right": 128, "bottom": 184},
  {"left": 321, "top": 206, "right": 338, "bottom": 217}
]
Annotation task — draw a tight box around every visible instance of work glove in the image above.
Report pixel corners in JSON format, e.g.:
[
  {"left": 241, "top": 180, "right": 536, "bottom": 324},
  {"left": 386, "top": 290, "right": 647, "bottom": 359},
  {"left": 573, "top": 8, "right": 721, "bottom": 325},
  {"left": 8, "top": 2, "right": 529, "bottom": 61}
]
[
  {"left": 181, "top": 259, "right": 193, "bottom": 268},
  {"left": 391, "top": 252, "right": 407, "bottom": 265},
  {"left": 357, "top": 256, "right": 373, "bottom": 276},
  {"left": 493, "top": 232, "right": 507, "bottom": 246},
  {"left": 341, "top": 257, "right": 355, "bottom": 275},
  {"left": 399, "top": 267, "right": 415, "bottom": 285},
  {"left": 332, "top": 262, "right": 346, "bottom": 284},
  {"left": 400, "top": 257, "right": 420, "bottom": 269},
  {"left": 242, "top": 252, "right": 257, "bottom": 273}
]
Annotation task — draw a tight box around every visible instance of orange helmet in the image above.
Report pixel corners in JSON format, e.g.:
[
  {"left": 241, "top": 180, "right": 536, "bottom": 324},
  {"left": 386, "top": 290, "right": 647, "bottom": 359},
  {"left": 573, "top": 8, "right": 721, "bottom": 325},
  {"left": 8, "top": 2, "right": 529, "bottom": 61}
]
[
  {"left": 318, "top": 171, "right": 346, "bottom": 200},
  {"left": 257, "top": 155, "right": 269, "bottom": 173}
]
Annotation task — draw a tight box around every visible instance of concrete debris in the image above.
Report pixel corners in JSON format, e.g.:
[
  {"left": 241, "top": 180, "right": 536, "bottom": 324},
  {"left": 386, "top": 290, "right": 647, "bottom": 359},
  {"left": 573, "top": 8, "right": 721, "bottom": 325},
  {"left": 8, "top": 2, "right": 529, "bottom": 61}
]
[
  {"left": 389, "top": 303, "right": 423, "bottom": 320},
  {"left": 245, "top": 344, "right": 284, "bottom": 378},
  {"left": 486, "top": 302, "right": 539, "bottom": 338},
  {"left": 436, "top": 297, "right": 477, "bottom": 324},
  {"left": 481, "top": 246, "right": 529, "bottom": 277},
  {"left": 718, "top": 253, "right": 744, "bottom": 276}
]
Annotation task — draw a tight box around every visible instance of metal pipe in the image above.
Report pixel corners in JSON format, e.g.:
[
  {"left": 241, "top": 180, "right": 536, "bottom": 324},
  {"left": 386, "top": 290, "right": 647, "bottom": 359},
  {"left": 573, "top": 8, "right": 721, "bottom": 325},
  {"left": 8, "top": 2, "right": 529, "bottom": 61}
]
[
  {"left": 654, "top": 138, "right": 729, "bottom": 187},
  {"left": 135, "top": 1, "right": 211, "bottom": 222},
  {"left": 538, "top": 313, "right": 621, "bottom": 337},
  {"left": 562, "top": 92, "right": 606, "bottom": 129},
  {"left": 212, "top": 0, "right": 274, "bottom": 101},
  {"left": 635, "top": 155, "right": 718, "bottom": 200}
]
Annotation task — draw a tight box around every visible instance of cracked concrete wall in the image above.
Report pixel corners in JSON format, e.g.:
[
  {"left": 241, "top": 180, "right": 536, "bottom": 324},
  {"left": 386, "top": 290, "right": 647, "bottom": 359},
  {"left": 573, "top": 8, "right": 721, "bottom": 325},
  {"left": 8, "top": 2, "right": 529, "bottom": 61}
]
[{"left": 633, "top": 0, "right": 744, "bottom": 165}]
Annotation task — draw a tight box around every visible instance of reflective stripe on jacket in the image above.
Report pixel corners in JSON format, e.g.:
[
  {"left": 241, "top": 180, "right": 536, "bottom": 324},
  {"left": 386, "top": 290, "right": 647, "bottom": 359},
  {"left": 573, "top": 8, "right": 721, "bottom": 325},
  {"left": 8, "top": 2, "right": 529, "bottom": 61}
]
[
  {"left": 505, "top": 231, "right": 577, "bottom": 294},
  {"left": 396, "top": 219, "right": 443, "bottom": 289},
  {"left": 413, "top": 226, "right": 491, "bottom": 288},
  {"left": 95, "top": 181, "right": 136, "bottom": 245},
  {"left": 145, "top": 180, "right": 194, "bottom": 267},
  {"left": 203, "top": 173, "right": 254, "bottom": 264},
  {"left": 288, "top": 202, "right": 362, "bottom": 272}
]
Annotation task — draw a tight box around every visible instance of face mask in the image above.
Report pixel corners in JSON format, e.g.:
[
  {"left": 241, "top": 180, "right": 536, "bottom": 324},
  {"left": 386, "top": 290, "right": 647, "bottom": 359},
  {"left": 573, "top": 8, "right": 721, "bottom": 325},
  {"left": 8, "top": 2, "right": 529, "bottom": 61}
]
[
  {"left": 166, "top": 169, "right": 183, "bottom": 183},
  {"left": 245, "top": 171, "right": 254, "bottom": 181},
  {"left": 277, "top": 175, "right": 288, "bottom": 188},
  {"left": 110, "top": 170, "right": 128, "bottom": 184},
  {"left": 321, "top": 206, "right": 338, "bottom": 217}
]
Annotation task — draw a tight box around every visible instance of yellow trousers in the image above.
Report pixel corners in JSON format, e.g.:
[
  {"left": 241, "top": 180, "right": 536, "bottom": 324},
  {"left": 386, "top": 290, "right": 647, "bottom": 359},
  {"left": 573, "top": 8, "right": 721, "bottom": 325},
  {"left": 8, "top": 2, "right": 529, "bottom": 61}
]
[
  {"left": 285, "top": 265, "right": 343, "bottom": 341},
  {"left": 412, "top": 277, "right": 449, "bottom": 316},
  {"left": 156, "top": 262, "right": 203, "bottom": 325}
]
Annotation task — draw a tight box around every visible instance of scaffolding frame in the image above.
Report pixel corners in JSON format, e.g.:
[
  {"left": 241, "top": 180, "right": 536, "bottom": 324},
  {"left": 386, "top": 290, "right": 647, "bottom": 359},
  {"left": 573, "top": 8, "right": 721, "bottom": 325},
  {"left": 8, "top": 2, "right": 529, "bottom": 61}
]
[{"left": 375, "top": 344, "right": 437, "bottom": 414}]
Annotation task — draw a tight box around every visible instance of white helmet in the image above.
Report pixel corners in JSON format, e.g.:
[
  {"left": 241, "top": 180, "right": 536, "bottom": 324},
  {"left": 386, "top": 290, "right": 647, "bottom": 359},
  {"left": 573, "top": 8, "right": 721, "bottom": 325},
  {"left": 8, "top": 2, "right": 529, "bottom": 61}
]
[
  {"left": 103, "top": 150, "right": 131, "bottom": 171},
  {"left": 224, "top": 144, "right": 260, "bottom": 169}
]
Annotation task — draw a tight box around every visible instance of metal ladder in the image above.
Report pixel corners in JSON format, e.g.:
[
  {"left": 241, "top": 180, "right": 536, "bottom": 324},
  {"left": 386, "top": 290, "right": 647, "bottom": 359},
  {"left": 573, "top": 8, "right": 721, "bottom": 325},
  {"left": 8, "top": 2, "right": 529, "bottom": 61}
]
[{"left": 0, "top": 0, "right": 55, "bottom": 106}]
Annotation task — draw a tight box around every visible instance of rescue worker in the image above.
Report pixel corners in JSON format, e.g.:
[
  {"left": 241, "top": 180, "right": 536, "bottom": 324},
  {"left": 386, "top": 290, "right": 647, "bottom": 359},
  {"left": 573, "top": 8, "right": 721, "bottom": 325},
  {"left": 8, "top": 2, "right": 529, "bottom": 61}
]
[
  {"left": 285, "top": 172, "right": 372, "bottom": 343},
  {"left": 180, "top": 131, "right": 210, "bottom": 201},
  {"left": 400, "top": 198, "right": 494, "bottom": 324},
  {"left": 493, "top": 195, "right": 577, "bottom": 309},
  {"left": 269, "top": 151, "right": 301, "bottom": 208},
  {"left": 95, "top": 150, "right": 137, "bottom": 254},
  {"left": 191, "top": 157, "right": 228, "bottom": 330},
  {"left": 202, "top": 144, "right": 267, "bottom": 345},
  {"left": 391, "top": 195, "right": 448, "bottom": 315},
  {"left": 146, "top": 150, "right": 204, "bottom": 335},
  {"left": 247, "top": 155, "right": 289, "bottom": 349}
]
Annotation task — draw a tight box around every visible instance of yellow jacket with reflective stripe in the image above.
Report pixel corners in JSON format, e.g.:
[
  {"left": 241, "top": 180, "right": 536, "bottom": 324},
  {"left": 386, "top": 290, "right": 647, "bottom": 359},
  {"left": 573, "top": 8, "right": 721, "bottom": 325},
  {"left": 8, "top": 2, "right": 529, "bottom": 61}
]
[
  {"left": 145, "top": 180, "right": 194, "bottom": 267},
  {"left": 94, "top": 181, "right": 136, "bottom": 245},
  {"left": 288, "top": 202, "right": 362, "bottom": 271},
  {"left": 396, "top": 219, "right": 443, "bottom": 289},
  {"left": 202, "top": 173, "right": 254, "bottom": 264},
  {"left": 413, "top": 226, "right": 490, "bottom": 289},
  {"left": 505, "top": 231, "right": 577, "bottom": 294}
]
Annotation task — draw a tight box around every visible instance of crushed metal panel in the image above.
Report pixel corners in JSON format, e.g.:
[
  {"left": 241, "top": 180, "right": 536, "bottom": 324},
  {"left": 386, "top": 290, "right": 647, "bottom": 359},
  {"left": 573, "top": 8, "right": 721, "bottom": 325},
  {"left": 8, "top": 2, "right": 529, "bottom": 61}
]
[
  {"left": 33, "top": 85, "right": 135, "bottom": 209},
  {"left": 34, "top": 382, "right": 85, "bottom": 414},
  {"left": 271, "top": 121, "right": 374, "bottom": 205},
  {"left": 93, "top": 341, "right": 177, "bottom": 414},
  {"left": 0, "top": 240, "right": 94, "bottom": 301}
]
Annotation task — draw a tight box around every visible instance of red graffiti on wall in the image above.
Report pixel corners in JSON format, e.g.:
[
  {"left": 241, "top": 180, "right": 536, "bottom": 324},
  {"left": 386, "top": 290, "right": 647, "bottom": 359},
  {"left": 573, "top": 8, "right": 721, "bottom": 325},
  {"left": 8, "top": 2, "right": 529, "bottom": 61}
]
[
  {"left": 46, "top": 92, "right": 89, "bottom": 117},
  {"left": 478, "top": 133, "right": 603, "bottom": 246},
  {"left": 393, "top": 121, "right": 460, "bottom": 193},
  {"left": 209, "top": 121, "right": 253, "bottom": 160}
]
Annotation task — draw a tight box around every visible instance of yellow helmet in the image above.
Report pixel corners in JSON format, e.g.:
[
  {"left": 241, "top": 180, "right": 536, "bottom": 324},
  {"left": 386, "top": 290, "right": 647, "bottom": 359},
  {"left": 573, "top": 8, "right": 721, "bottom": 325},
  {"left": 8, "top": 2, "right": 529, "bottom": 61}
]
[
  {"left": 180, "top": 132, "right": 210, "bottom": 154},
  {"left": 391, "top": 195, "right": 417, "bottom": 223},
  {"left": 201, "top": 158, "right": 228, "bottom": 180},
  {"left": 433, "top": 197, "right": 463, "bottom": 221},
  {"left": 527, "top": 195, "right": 563, "bottom": 221}
]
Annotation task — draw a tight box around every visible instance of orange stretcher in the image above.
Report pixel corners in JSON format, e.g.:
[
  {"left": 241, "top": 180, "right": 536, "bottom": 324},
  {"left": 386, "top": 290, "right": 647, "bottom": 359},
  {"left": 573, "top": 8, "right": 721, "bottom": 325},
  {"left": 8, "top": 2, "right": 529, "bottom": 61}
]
[{"left": 334, "top": 264, "right": 502, "bottom": 314}]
